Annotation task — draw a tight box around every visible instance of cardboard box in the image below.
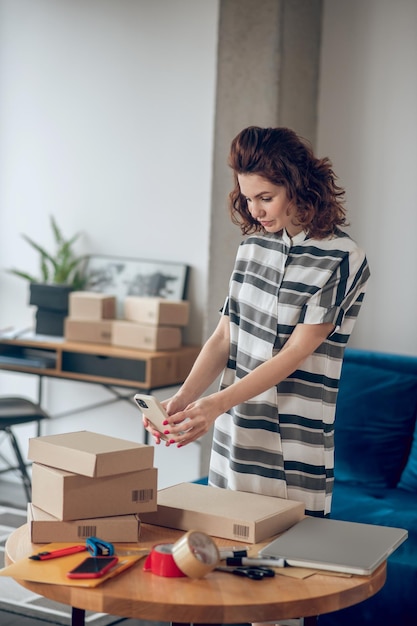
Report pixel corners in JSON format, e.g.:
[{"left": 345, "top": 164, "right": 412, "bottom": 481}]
[
  {"left": 28, "top": 430, "right": 154, "bottom": 478},
  {"left": 124, "top": 297, "right": 190, "bottom": 327},
  {"left": 112, "top": 320, "right": 181, "bottom": 351},
  {"left": 32, "top": 463, "right": 157, "bottom": 520},
  {"left": 139, "top": 482, "right": 305, "bottom": 543},
  {"left": 28, "top": 503, "right": 141, "bottom": 543},
  {"left": 64, "top": 318, "right": 113, "bottom": 344},
  {"left": 69, "top": 292, "right": 116, "bottom": 320}
]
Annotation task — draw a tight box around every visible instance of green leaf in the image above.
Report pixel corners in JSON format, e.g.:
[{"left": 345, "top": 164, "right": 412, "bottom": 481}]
[
  {"left": 7, "top": 269, "right": 39, "bottom": 283},
  {"left": 8, "top": 216, "right": 86, "bottom": 288}
]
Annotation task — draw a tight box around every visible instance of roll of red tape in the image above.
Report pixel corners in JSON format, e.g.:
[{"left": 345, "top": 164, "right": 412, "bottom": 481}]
[
  {"left": 143, "top": 531, "right": 220, "bottom": 579},
  {"left": 143, "top": 543, "right": 186, "bottom": 577}
]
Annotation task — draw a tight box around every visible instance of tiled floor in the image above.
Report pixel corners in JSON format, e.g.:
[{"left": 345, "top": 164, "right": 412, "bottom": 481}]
[{"left": 0, "top": 478, "right": 27, "bottom": 509}]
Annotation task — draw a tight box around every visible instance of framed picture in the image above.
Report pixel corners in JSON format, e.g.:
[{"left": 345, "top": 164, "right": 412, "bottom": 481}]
[{"left": 83, "top": 255, "right": 189, "bottom": 317}]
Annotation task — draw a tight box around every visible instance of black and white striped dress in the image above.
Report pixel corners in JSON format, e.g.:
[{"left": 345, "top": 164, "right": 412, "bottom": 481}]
[{"left": 209, "top": 228, "right": 370, "bottom": 517}]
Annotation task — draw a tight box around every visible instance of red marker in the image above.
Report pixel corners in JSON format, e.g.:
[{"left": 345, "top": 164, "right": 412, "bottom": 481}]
[{"left": 29, "top": 545, "right": 87, "bottom": 561}]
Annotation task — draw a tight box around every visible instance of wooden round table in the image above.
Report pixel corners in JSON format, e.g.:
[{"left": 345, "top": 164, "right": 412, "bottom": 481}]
[{"left": 5, "top": 523, "right": 386, "bottom": 626}]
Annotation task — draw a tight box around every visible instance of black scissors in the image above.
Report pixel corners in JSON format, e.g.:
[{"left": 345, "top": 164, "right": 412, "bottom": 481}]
[{"left": 216, "top": 565, "right": 275, "bottom": 580}]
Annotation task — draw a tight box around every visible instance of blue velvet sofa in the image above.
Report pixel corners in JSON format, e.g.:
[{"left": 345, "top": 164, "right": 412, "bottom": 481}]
[
  {"left": 319, "top": 348, "right": 417, "bottom": 626},
  {"left": 197, "top": 348, "right": 417, "bottom": 624}
]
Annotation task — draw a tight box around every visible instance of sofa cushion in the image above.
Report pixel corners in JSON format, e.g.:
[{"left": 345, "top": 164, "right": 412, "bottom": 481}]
[
  {"left": 318, "top": 555, "right": 417, "bottom": 626},
  {"left": 398, "top": 425, "right": 417, "bottom": 492},
  {"left": 334, "top": 349, "right": 417, "bottom": 489},
  {"left": 331, "top": 481, "right": 417, "bottom": 543},
  {"left": 324, "top": 482, "right": 417, "bottom": 626}
]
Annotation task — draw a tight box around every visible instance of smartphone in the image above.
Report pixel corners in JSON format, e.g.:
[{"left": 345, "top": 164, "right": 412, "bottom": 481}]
[
  {"left": 67, "top": 556, "right": 119, "bottom": 579},
  {"left": 134, "top": 394, "right": 169, "bottom": 441}
]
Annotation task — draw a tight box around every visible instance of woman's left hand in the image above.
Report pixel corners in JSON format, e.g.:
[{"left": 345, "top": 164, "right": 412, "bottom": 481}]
[{"left": 163, "top": 394, "right": 223, "bottom": 447}]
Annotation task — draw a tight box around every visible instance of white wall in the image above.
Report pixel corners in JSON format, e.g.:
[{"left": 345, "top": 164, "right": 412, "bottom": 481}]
[
  {"left": 0, "top": 0, "right": 219, "bottom": 487},
  {"left": 0, "top": 0, "right": 218, "bottom": 344},
  {"left": 317, "top": 0, "right": 417, "bottom": 356}
]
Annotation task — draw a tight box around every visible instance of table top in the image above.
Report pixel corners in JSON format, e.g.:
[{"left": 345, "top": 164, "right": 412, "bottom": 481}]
[{"left": 5, "top": 523, "right": 386, "bottom": 623}]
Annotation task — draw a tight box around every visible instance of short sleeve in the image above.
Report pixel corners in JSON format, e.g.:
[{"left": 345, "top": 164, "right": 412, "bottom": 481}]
[
  {"left": 220, "top": 295, "right": 229, "bottom": 316},
  {"left": 300, "top": 245, "right": 370, "bottom": 330}
]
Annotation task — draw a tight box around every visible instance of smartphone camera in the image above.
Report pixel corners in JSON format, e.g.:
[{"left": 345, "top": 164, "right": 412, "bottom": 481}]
[{"left": 136, "top": 399, "right": 149, "bottom": 409}]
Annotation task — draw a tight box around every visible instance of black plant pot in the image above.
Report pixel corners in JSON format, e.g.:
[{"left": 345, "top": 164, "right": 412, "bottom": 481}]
[
  {"left": 29, "top": 283, "right": 73, "bottom": 312},
  {"left": 29, "top": 284, "right": 73, "bottom": 336},
  {"left": 34, "top": 308, "right": 66, "bottom": 336}
]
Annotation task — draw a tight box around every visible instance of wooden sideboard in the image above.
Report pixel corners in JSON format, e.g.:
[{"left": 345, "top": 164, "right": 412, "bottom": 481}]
[{"left": 0, "top": 337, "right": 200, "bottom": 391}]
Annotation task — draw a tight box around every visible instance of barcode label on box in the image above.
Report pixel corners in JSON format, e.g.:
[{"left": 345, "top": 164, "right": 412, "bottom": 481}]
[
  {"left": 233, "top": 523, "right": 250, "bottom": 539},
  {"left": 132, "top": 488, "right": 154, "bottom": 503},
  {"left": 77, "top": 525, "right": 97, "bottom": 538}
]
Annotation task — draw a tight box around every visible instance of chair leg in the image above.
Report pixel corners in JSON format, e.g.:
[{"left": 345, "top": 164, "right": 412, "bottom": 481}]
[{"left": 5, "top": 426, "right": 32, "bottom": 502}]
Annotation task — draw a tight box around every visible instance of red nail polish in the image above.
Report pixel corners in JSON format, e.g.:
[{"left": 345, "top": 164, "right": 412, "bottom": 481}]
[
  {"left": 163, "top": 430, "right": 170, "bottom": 435},
  {"left": 163, "top": 420, "right": 168, "bottom": 425},
  {"left": 169, "top": 439, "right": 176, "bottom": 444}
]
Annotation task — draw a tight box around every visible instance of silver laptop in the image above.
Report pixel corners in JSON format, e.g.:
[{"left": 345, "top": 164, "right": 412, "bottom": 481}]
[{"left": 259, "top": 517, "right": 408, "bottom": 575}]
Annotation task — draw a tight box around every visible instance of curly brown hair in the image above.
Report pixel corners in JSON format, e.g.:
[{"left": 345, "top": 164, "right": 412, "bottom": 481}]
[{"left": 228, "top": 126, "right": 347, "bottom": 238}]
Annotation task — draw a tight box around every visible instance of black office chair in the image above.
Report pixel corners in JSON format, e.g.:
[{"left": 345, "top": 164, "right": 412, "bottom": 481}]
[{"left": 0, "top": 396, "right": 50, "bottom": 502}]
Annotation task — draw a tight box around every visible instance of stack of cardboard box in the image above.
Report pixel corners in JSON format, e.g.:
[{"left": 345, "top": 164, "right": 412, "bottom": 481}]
[
  {"left": 64, "top": 292, "right": 190, "bottom": 351},
  {"left": 64, "top": 292, "right": 116, "bottom": 345},
  {"left": 112, "top": 296, "right": 189, "bottom": 351},
  {"left": 27, "top": 430, "right": 157, "bottom": 543}
]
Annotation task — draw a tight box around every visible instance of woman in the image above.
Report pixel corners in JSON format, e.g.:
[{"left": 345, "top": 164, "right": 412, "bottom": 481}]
[{"left": 145, "top": 126, "right": 370, "bottom": 518}]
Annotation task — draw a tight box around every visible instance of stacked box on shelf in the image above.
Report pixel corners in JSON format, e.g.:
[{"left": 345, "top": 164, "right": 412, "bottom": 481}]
[
  {"left": 64, "top": 292, "right": 117, "bottom": 344},
  {"left": 27, "top": 430, "right": 157, "bottom": 542},
  {"left": 64, "top": 293, "right": 190, "bottom": 351},
  {"left": 112, "top": 297, "right": 190, "bottom": 351}
]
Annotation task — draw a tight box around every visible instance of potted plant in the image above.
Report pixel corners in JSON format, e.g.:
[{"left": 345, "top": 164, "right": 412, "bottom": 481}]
[{"left": 8, "top": 215, "right": 87, "bottom": 336}]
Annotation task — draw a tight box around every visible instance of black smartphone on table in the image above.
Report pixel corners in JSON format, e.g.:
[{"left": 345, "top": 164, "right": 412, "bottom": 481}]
[{"left": 67, "top": 556, "right": 119, "bottom": 579}]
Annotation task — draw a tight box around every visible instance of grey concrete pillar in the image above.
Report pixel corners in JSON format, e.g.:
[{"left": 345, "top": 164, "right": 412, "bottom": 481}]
[{"left": 200, "top": 0, "right": 322, "bottom": 476}]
